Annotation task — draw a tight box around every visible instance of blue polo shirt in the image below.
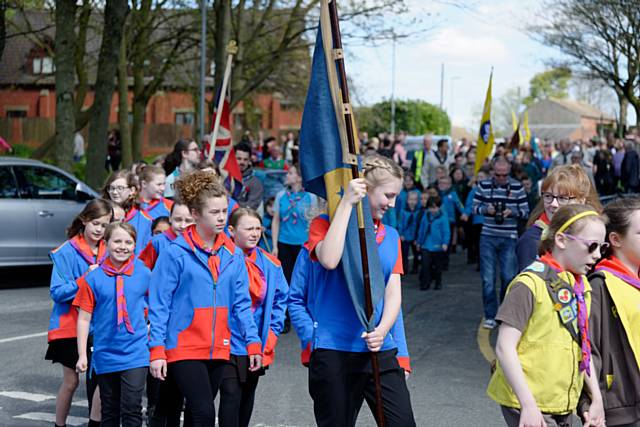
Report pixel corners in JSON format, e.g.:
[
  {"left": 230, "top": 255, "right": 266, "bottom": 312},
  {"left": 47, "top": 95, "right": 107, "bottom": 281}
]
[{"left": 274, "top": 189, "right": 317, "bottom": 245}]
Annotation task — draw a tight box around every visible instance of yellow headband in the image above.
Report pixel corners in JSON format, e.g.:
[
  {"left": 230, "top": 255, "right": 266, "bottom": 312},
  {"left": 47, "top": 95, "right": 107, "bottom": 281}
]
[{"left": 556, "top": 211, "right": 599, "bottom": 235}]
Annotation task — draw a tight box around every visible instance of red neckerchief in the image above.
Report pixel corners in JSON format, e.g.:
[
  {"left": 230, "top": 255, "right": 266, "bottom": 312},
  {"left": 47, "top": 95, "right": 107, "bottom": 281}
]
[
  {"left": 245, "top": 248, "right": 267, "bottom": 311},
  {"left": 101, "top": 256, "right": 136, "bottom": 334},
  {"left": 124, "top": 207, "right": 139, "bottom": 222},
  {"left": 163, "top": 228, "right": 178, "bottom": 241},
  {"left": 539, "top": 252, "right": 592, "bottom": 374},
  {"left": 373, "top": 219, "right": 386, "bottom": 244},
  {"left": 183, "top": 224, "right": 226, "bottom": 282},
  {"left": 596, "top": 256, "right": 640, "bottom": 291},
  {"left": 69, "top": 234, "right": 107, "bottom": 266},
  {"left": 539, "top": 212, "right": 550, "bottom": 225}
]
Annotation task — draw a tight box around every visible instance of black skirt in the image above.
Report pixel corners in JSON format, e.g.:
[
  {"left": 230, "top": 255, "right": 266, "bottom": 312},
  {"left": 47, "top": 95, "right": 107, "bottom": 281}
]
[
  {"left": 222, "top": 355, "right": 266, "bottom": 384},
  {"left": 45, "top": 338, "right": 78, "bottom": 370}
]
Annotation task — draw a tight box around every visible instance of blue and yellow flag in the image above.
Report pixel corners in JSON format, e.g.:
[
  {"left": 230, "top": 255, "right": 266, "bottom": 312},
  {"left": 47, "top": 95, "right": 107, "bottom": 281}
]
[
  {"left": 298, "top": 0, "right": 385, "bottom": 330},
  {"left": 475, "top": 70, "right": 495, "bottom": 174}
]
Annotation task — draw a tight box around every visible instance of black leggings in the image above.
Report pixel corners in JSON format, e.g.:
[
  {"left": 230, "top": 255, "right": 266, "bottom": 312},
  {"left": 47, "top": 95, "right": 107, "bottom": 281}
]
[
  {"left": 148, "top": 371, "right": 191, "bottom": 427},
  {"left": 97, "top": 367, "right": 147, "bottom": 427},
  {"left": 218, "top": 365, "right": 260, "bottom": 427},
  {"left": 169, "top": 360, "right": 225, "bottom": 427},
  {"left": 308, "top": 350, "right": 415, "bottom": 427},
  {"left": 277, "top": 242, "right": 302, "bottom": 283}
]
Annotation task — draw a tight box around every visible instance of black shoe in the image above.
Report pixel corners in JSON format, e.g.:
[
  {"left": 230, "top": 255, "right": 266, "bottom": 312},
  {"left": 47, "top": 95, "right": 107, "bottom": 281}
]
[
  {"left": 420, "top": 284, "right": 430, "bottom": 291},
  {"left": 434, "top": 284, "right": 441, "bottom": 290}
]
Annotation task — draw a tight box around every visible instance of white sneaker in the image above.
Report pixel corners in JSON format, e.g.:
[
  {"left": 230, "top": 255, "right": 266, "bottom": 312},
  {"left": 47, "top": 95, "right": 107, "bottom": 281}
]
[{"left": 483, "top": 319, "right": 498, "bottom": 330}]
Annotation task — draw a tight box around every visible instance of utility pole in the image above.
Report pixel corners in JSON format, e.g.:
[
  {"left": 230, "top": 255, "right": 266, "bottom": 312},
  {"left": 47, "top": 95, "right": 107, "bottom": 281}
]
[
  {"left": 391, "top": 32, "right": 397, "bottom": 136},
  {"left": 199, "top": 0, "right": 206, "bottom": 143},
  {"left": 439, "top": 63, "right": 444, "bottom": 110}
]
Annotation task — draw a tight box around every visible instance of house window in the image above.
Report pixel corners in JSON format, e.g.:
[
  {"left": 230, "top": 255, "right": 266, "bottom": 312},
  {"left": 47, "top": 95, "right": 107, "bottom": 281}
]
[
  {"left": 6, "top": 109, "right": 27, "bottom": 118},
  {"left": 175, "top": 112, "right": 195, "bottom": 125},
  {"left": 33, "top": 57, "right": 54, "bottom": 74}
]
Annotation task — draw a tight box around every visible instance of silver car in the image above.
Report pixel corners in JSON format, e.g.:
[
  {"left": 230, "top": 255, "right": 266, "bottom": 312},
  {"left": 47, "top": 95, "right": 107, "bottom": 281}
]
[{"left": 0, "top": 157, "right": 98, "bottom": 267}]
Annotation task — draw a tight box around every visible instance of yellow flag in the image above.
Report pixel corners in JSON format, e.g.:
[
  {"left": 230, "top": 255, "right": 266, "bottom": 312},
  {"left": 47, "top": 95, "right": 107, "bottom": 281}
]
[
  {"left": 523, "top": 111, "right": 531, "bottom": 144},
  {"left": 511, "top": 110, "right": 523, "bottom": 145},
  {"left": 475, "top": 71, "right": 494, "bottom": 174}
]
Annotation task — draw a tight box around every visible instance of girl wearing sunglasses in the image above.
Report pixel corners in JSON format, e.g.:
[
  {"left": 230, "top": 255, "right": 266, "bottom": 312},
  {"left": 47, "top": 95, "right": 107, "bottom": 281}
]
[
  {"left": 488, "top": 204, "right": 607, "bottom": 427},
  {"left": 583, "top": 197, "right": 640, "bottom": 427}
]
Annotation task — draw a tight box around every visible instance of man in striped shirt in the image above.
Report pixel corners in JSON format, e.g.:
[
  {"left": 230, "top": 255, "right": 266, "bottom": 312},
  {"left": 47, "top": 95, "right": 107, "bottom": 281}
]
[{"left": 472, "top": 157, "right": 530, "bottom": 330}]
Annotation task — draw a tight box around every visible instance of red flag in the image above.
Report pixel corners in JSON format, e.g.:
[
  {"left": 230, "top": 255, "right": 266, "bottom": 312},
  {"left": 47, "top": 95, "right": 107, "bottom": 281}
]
[{"left": 206, "top": 97, "right": 243, "bottom": 186}]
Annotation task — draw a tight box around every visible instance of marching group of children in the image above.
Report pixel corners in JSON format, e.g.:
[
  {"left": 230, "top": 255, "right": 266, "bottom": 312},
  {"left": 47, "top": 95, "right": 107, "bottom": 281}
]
[
  {"left": 387, "top": 166, "right": 486, "bottom": 291},
  {"left": 43, "top": 145, "right": 640, "bottom": 427},
  {"left": 45, "top": 153, "right": 416, "bottom": 427}
]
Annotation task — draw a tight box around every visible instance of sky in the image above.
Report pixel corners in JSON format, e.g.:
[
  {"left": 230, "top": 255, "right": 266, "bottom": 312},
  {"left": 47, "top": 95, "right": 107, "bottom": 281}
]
[{"left": 345, "top": 0, "right": 565, "bottom": 131}]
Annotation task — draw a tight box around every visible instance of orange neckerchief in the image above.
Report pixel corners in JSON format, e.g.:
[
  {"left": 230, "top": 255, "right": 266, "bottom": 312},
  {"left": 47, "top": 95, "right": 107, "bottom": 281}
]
[
  {"left": 596, "top": 256, "right": 640, "bottom": 291},
  {"left": 183, "top": 225, "right": 227, "bottom": 282},
  {"left": 69, "top": 234, "right": 107, "bottom": 266},
  {"left": 245, "top": 248, "right": 267, "bottom": 311},
  {"left": 373, "top": 219, "right": 386, "bottom": 244}
]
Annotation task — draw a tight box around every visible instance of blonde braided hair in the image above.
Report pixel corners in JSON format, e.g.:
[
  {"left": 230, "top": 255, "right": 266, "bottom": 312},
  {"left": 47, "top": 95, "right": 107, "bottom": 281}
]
[{"left": 362, "top": 154, "right": 403, "bottom": 188}]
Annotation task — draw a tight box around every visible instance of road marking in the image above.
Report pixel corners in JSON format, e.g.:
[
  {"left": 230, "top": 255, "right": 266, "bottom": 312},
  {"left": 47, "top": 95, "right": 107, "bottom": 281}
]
[
  {"left": 476, "top": 320, "right": 496, "bottom": 363},
  {"left": 0, "top": 332, "right": 47, "bottom": 344},
  {"left": 0, "top": 391, "right": 55, "bottom": 402},
  {"left": 14, "top": 412, "right": 87, "bottom": 426}
]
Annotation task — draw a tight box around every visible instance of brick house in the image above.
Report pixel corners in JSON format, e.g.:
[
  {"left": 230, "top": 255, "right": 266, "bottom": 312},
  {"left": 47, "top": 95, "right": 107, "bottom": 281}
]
[
  {"left": 527, "top": 98, "right": 616, "bottom": 141},
  {"left": 0, "top": 11, "right": 304, "bottom": 156}
]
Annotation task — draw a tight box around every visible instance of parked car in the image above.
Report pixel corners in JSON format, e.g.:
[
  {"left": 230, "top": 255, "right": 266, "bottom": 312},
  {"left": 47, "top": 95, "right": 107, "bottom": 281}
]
[{"left": 0, "top": 157, "right": 98, "bottom": 267}]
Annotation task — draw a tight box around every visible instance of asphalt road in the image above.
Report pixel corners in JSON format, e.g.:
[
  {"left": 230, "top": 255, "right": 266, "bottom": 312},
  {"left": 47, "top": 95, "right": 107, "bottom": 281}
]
[{"left": 0, "top": 254, "right": 503, "bottom": 426}]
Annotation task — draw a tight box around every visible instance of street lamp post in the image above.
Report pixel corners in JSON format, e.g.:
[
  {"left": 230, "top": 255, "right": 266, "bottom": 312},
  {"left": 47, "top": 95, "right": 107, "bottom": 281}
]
[
  {"left": 199, "top": 0, "right": 206, "bottom": 143},
  {"left": 391, "top": 33, "right": 397, "bottom": 136}
]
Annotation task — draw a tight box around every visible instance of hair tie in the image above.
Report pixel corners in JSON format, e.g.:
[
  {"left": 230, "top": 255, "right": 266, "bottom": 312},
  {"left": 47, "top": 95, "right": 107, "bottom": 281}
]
[{"left": 556, "top": 211, "right": 599, "bottom": 235}]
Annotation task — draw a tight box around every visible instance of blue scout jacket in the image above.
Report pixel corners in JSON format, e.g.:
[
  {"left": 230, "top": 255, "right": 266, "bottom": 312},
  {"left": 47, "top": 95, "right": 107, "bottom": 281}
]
[
  {"left": 231, "top": 247, "right": 289, "bottom": 366},
  {"left": 140, "top": 197, "right": 173, "bottom": 220},
  {"left": 48, "top": 236, "right": 106, "bottom": 342},
  {"left": 398, "top": 208, "right": 421, "bottom": 242},
  {"left": 417, "top": 211, "right": 450, "bottom": 252},
  {"left": 125, "top": 208, "right": 153, "bottom": 256},
  {"left": 148, "top": 226, "right": 261, "bottom": 363},
  {"left": 439, "top": 189, "right": 464, "bottom": 223}
]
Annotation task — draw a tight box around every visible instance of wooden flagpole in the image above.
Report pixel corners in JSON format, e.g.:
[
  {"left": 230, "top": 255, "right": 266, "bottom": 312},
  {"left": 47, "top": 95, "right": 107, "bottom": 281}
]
[
  {"left": 326, "top": 1, "right": 385, "bottom": 425},
  {"left": 208, "top": 40, "right": 238, "bottom": 161}
]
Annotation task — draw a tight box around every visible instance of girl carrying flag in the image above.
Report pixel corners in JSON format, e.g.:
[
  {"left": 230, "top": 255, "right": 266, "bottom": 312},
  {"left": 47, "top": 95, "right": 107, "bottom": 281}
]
[
  {"left": 288, "top": 154, "right": 415, "bottom": 427},
  {"left": 46, "top": 199, "right": 112, "bottom": 427},
  {"left": 138, "top": 165, "right": 174, "bottom": 219},
  {"left": 74, "top": 222, "right": 151, "bottom": 427},
  {"left": 582, "top": 197, "right": 640, "bottom": 426},
  {"left": 102, "top": 170, "right": 153, "bottom": 255},
  {"left": 219, "top": 208, "right": 289, "bottom": 427},
  {"left": 488, "top": 204, "right": 606, "bottom": 427},
  {"left": 148, "top": 170, "right": 262, "bottom": 427}
]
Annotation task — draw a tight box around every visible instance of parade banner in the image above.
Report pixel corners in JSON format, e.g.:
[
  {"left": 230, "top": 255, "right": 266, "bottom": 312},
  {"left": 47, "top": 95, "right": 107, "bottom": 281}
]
[
  {"left": 475, "top": 70, "right": 495, "bottom": 174},
  {"left": 298, "top": 3, "right": 385, "bottom": 331},
  {"left": 206, "top": 91, "right": 243, "bottom": 197}
]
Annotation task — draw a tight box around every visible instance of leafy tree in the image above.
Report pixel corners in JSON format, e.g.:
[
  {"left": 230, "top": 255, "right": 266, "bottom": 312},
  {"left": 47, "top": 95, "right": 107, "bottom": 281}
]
[
  {"left": 523, "top": 67, "right": 571, "bottom": 106},
  {"left": 530, "top": 0, "right": 640, "bottom": 129},
  {"left": 356, "top": 99, "right": 450, "bottom": 136}
]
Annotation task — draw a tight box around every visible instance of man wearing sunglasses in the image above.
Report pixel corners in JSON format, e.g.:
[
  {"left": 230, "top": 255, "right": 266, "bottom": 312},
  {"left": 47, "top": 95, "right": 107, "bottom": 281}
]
[{"left": 472, "top": 157, "right": 530, "bottom": 330}]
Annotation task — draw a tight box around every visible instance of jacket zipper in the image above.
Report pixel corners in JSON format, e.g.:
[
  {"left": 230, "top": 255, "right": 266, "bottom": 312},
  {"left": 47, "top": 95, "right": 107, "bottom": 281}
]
[{"left": 210, "top": 255, "right": 217, "bottom": 360}]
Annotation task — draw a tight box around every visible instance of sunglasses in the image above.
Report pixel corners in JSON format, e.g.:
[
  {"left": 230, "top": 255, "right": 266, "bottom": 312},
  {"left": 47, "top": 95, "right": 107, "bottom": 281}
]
[
  {"left": 494, "top": 173, "right": 509, "bottom": 178},
  {"left": 562, "top": 233, "right": 609, "bottom": 254}
]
